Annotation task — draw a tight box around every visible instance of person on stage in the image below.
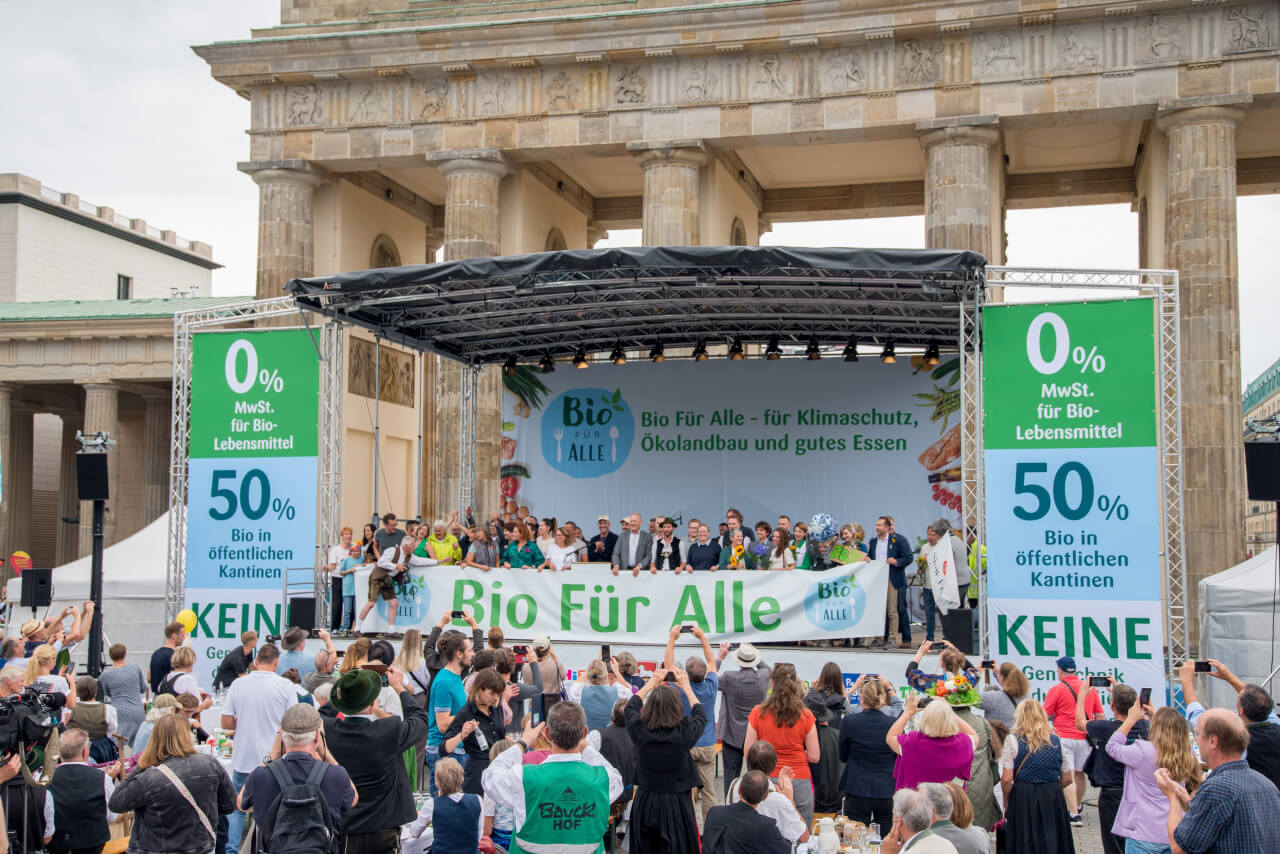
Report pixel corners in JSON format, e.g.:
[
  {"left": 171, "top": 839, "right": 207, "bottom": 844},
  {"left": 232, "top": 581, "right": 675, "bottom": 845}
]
[
  {"left": 866, "top": 515, "right": 915, "bottom": 649},
  {"left": 611, "top": 513, "right": 654, "bottom": 577},
  {"left": 684, "top": 523, "right": 721, "bottom": 572},
  {"left": 588, "top": 515, "right": 618, "bottom": 562},
  {"left": 651, "top": 517, "right": 683, "bottom": 573}
]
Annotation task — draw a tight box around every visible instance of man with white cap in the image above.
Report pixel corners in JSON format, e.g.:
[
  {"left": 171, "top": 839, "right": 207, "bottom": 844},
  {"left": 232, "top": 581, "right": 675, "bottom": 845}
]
[
  {"left": 716, "top": 641, "right": 772, "bottom": 784},
  {"left": 588, "top": 515, "right": 617, "bottom": 562}
]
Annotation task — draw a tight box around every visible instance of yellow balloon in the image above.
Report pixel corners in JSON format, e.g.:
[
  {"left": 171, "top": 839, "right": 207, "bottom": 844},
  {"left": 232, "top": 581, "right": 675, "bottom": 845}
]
[{"left": 176, "top": 609, "right": 197, "bottom": 633}]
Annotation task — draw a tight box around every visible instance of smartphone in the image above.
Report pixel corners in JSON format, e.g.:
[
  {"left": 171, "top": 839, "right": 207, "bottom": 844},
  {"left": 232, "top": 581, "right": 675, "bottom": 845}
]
[
  {"left": 727, "top": 642, "right": 740, "bottom": 651},
  {"left": 600, "top": 644, "right": 611, "bottom": 662},
  {"left": 1139, "top": 687, "right": 1152, "bottom": 705},
  {"left": 1194, "top": 661, "right": 1212, "bottom": 673},
  {"left": 512, "top": 644, "right": 529, "bottom": 656},
  {"left": 1088, "top": 676, "right": 1110, "bottom": 688},
  {"left": 980, "top": 659, "right": 996, "bottom": 670},
  {"left": 664, "top": 671, "right": 678, "bottom": 683},
  {"left": 930, "top": 641, "right": 947, "bottom": 652},
  {"left": 451, "top": 610, "right": 465, "bottom": 619},
  {"left": 679, "top": 625, "right": 695, "bottom": 634},
  {"left": 335, "top": 649, "right": 345, "bottom": 657},
  {"left": 863, "top": 674, "right": 878, "bottom": 681}
]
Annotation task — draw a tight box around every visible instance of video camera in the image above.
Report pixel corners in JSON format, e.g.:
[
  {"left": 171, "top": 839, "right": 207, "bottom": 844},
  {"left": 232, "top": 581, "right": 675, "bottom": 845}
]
[{"left": 0, "top": 688, "right": 64, "bottom": 760}]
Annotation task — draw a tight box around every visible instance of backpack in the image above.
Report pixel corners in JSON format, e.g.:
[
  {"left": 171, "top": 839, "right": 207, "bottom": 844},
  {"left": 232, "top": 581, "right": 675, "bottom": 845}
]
[
  {"left": 261, "top": 759, "right": 338, "bottom": 854},
  {"left": 155, "top": 671, "right": 182, "bottom": 698}
]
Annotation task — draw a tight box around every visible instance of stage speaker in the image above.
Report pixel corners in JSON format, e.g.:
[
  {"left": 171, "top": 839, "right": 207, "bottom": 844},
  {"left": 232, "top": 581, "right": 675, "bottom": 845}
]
[
  {"left": 20, "top": 569, "right": 52, "bottom": 608},
  {"left": 76, "top": 453, "right": 109, "bottom": 501},
  {"left": 1245, "top": 441, "right": 1280, "bottom": 502},
  {"left": 940, "top": 608, "right": 977, "bottom": 654},
  {"left": 287, "top": 597, "right": 316, "bottom": 633}
]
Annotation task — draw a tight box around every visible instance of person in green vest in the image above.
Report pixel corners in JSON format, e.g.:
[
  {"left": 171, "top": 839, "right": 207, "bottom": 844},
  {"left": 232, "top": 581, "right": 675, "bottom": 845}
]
[{"left": 481, "top": 701, "right": 624, "bottom": 854}]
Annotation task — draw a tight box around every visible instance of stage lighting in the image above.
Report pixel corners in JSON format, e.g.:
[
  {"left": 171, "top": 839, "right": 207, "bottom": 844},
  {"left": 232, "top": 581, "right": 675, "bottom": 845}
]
[
  {"left": 923, "top": 341, "right": 941, "bottom": 366},
  {"left": 503, "top": 355, "right": 518, "bottom": 376},
  {"left": 805, "top": 338, "right": 821, "bottom": 361},
  {"left": 539, "top": 353, "right": 555, "bottom": 373},
  {"left": 765, "top": 336, "right": 781, "bottom": 360},
  {"left": 843, "top": 337, "right": 859, "bottom": 362},
  {"left": 573, "top": 348, "right": 589, "bottom": 369},
  {"left": 729, "top": 338, "right": 744, "bottom": 360},
  {"left": 880, "top": 341, "right": 896, "bottom": 364},
  {"left": 693, "top": 342, "right": 709, "bottom": 362},
  {"left": 610, "top": 345, "right": 626, "bottom": 366},
  {"left": 649, "top": 343, "right": 665, "bottom": 363}
]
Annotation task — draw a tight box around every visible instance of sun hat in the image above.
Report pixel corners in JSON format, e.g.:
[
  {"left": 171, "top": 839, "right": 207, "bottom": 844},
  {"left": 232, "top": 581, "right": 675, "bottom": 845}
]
[
  {"left": 532, "top": 634, "right": 552, "bottom": 652},
  {"left": 152, "top": 694, "right": 181, "bottom": 710},
  {"left": 19, "top": 620, "right": 40, "bottom": 639},
  {"left": 1056, "top": 656, "right": 1077, "bottom": 673},
  {"left": 732, "top": 642, "right": 760, "bottom": 668},
  {"left": 330, "top": 669, "right": 382, "bottom": 715},
  {"left": 280, "top": 703, "right": 323, "bottom": 735}
]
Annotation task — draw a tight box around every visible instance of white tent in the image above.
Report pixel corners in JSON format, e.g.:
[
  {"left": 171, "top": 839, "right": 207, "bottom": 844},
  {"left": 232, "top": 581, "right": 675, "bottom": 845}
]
[
  {"left": 4, "top": 512, "right": 169, "bottom": 664},
  {"left": 1199, "top": 546, "right": 1280, "bottom": 708}
]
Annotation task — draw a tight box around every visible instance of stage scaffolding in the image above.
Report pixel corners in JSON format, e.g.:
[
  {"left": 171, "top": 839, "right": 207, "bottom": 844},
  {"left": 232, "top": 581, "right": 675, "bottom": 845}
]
[{"left": 163, "top": 252, "right": 1184, "bottom": 696}]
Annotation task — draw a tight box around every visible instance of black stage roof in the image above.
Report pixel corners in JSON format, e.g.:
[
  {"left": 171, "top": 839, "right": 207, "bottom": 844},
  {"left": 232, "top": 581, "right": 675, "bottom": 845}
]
[{"left": 286, "top": 245, "right": 986, "bottom": 365}]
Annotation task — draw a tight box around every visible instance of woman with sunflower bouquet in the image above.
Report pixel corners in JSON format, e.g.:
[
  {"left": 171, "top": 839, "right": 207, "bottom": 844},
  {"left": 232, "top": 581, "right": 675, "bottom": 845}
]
[{"left": 717, "top": 529, "right": 759, "bottom": 570}]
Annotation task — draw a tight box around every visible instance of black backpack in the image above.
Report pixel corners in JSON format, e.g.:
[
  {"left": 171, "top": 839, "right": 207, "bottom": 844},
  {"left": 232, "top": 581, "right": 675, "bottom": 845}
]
[
  {"left": 155, "top": 671, "right": 182, "bottom": 698},
  {"left": 261, "top": 760, "right": 338, "bottom": 854}
]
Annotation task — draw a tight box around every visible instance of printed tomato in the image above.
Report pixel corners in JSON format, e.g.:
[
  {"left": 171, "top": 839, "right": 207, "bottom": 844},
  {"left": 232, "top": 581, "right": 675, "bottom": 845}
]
[{"left": 500, "top": 476, "right": 520, "bottom": 498}]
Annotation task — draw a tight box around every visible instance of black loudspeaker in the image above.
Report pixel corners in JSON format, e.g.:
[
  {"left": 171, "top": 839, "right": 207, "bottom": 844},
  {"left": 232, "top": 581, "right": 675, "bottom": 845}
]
[
  {"left": 76, "top": 453, "right": 109, "bottom": 501},
  {"left": 1245, "top": 442, "right": 1280, "bottom": 502},
  {"left": 20, "top": 569, "right": 52, "bottom": 608},
  {"left": 940, "top": 608, "right": 977, "bottom": 654},
  {"left": 288, "top": 597, "right": 316, "bottom": 633}
]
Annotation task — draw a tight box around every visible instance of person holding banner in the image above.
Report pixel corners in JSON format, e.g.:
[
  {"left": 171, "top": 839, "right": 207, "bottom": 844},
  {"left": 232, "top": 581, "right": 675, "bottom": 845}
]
[
  {"left": 611, "top": 513, "right": 654, "bottom": 577},
  {"left": 790, "top": 522, "right": 821, "bottom": 571},
  {"left": 719, "top": 529, "right": 759, "bottom": 570},
  {"left": 542, "top": 526, "right": 579, "bottom": 572},
  {"left": 867, "top": 516, "right": 915, "bottom": 648},
  {"left": 500, "top": 523, "right": 544, "bottom": 570},
  {"left": 651, "top": 517, "right": 683, "bottom": 573},
  {"left": 766, "top": 529, "right": 796, "bottom": 570},
  {"left": 684, "top": 523, "right": 722, "bottom": 572}
]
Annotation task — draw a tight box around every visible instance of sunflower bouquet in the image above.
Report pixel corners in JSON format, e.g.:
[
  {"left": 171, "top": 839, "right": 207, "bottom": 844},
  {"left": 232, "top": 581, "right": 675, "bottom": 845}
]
[
  {"left": 926, "top": 672, "right": 982, "bottom": 706},
  {"left": 728, "top": 543, "right": 748, "bottom": 569}
]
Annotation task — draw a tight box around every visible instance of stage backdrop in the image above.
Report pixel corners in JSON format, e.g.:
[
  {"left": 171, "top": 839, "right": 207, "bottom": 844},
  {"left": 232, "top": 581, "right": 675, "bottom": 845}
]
[
  {"left": 352, "top": 561, "right": 887, "bottom": 643},
  {"left": 500, "top": 359, "right": 962, "bottom": 544}
]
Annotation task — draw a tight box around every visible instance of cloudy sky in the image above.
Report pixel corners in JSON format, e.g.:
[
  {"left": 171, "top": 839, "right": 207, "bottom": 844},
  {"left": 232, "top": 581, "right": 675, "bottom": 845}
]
[{"left": 2, "top": 1, "right": 1276, "bottom": 387}]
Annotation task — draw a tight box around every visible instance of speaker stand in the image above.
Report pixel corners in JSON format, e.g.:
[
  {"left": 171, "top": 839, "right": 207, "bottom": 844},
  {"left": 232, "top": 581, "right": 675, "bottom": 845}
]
[{"left": 87, "top": 497, "right": 106, "bottom": 677}]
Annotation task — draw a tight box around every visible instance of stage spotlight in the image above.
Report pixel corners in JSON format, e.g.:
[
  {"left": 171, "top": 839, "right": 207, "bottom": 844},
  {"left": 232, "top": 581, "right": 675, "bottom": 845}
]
[
  {"left": 692, "top": 342, "right": 709, "bottom": 362},
  {"left": 805, "top": 338, "right": 821, "bottom": 361},
  {"left": 503, "top": 355, "right": 518, "bottom": 376},
  {"left": 843, "top": 337, "right": 859, "bottom": 362},
  {"left": 539, "top": 353, "right": 555, "bottom": 373},
  {"left": 610, "top": 345, "right": 626, "bottom": 366},
  {"left": 573, "top": 348, "right": 589, "bottom": 369},
  {"left": 649, "top": 343, "right": 665, "bottom": 363},
  {"left": 923, "top": 341, "right": 941, "bottom": 366},
  {"left": 729, "top": 338, "right": 744, "bottom": 361},
  {"left": 765, "top": 336, "right": 781, "bottom": 360},
  {"left": 880, "top": 341, "right": 896, "bottom": 364}
]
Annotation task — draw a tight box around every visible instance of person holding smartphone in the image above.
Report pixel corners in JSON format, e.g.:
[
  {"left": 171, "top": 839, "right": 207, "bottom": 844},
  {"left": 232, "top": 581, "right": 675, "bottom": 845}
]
[
  {"left": 1075, "top": 677, "right": 1147, "bottom": 854},
  {"left": 904, "top": 639, "right": 979, "bottom": 695}
]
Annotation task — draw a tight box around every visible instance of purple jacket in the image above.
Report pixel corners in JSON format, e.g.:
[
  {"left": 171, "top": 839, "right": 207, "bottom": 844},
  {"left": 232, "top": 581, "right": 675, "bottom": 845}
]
[{"left": 1105, "top": 727, "right": 1179, "bottom": 844}]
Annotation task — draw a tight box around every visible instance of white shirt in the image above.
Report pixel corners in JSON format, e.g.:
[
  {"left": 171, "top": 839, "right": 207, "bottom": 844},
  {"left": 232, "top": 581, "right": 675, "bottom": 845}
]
[
  {"left": 74, "top": 701, "right": 119, "bottom": 738},
  {"left": 327, "top": 544, "right": 350, "bottom": 578},
  {"left": 57, "top": 761, "right": 119, "bottom": 822},
  {"left": 876, "top": 535, "right": 889, "bottom": 560},
  {"left": 546, "top": 543, "right": 577, "bottom": 571},
  {"left": 651, "top": 537, "right": 678, "bottom": 568},
  {"left": 169, "top": 671, "right": 201, "bottom": 699},
  {"left": 481, "top": 743, "right": 623, "bottom": 831},
  {"left": 377, "top": 685, "right": 403, "bottom": 718},
  {"left": 401, "top": 793, "right": 485, "bottom": 854},
  {"left": 224, "top": 670, "right": 299, "bottom": 774},
  {"left": 726, "top": 777, "right": 806, "bottom": 842},
  {"left": 376, "top": 544, "right": 408, "bottom": 575},
  {"left": 626, "top": 532, "right": 640, "bottom": 568}
]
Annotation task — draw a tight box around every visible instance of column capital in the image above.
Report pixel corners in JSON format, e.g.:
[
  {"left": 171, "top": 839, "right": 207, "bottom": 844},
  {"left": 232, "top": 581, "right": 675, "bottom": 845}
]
[
  {"left": 237, "top": 159, "right": 327, "bottom": 189},
  {"left": 427, "top": 148, "right": 512, "bottom": 180},
  {"left": 916, "top": 115, "right": 1001, "bottom": 150},
  {"left": 75, "top": 379, "right": 118, "bottom": 392},
  {"left": 1156, "top": 94, "right": 1252, "bottom": 132},
  {"left": 627, "top": 139, "right": 708, "bottom": 170}
]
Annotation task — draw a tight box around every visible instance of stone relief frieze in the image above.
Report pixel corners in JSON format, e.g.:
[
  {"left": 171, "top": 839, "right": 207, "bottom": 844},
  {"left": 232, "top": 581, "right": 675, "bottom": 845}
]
[
  {"left": 1140, "top": 12, "right": 1187, "bottom": 62},
  {"left": 681, "top": 59, "right": 718, "bottom": 102},
  {"left": 349, "top": 81, "right": 389, "bottom": 123},
  {"left": 976, "top": 30, "right": 1021, "bottom": 77},
  {"left": 822, "top": 48, "right": 867, "bottom": 93},
  {"left": 479, "top": 73, "right": 512, "bottom": 115},
  {"left": 287, "top": 84, "right": 324, "bottom": 126},
  {"left": 614, "top": 65, "right": 647, "bottom": 104},
  {"left": 753, "top": 54, "right": 789, "bottom": 96},
  {"left": 545, "top": 71, "right": 578, "bottom": 111},
  {"left": 1056, "top": 24, "right": 1101, "bottom": 71},
  {"left": 1227, "top": 5, "right": 1274, "bottom": 51},
  {"left": 414, "top": 77, "right": 450, "bottom": 118},
  {"left": 349, "top": 338, "right": 415, "bottom": 407},
  {"left": 896, "top": 39, "right": 941, "bottom": 86}
]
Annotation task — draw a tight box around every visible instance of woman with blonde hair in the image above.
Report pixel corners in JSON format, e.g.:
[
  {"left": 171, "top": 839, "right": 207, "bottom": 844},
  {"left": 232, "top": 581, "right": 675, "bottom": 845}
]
[
  {"left": 566, "top": 658, "right": 631, "bottom": 730},
  {"left": 339, "top": 637, "right": 372, "bottom": 673},
  {"left": 744, "top": 663, "right": 819, "bottom": 824},
  {"left": 1105, "top": 702, "right": 1200, "bottom": 853},
  {"left": 25, "top": 644, "right": 75, "bottom": 711},
  {"left": 541, "top": 526, "right": 579, "bottom": 572},
  {"left": 109, "top": 714, "right": 236, "bottom": 854},
  {"left": 886, "top": 693, "right": 977, "bottom": 789},
  {"left": 1000, "top": 699, "right": 1074, "bottom": 854},
  {"left": 132, "top": 693, "right": 181, "bottom": 755}
]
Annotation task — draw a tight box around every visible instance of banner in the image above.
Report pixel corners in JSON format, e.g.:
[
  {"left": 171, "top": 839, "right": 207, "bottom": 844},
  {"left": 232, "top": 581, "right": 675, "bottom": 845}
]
[
  {"left": 925, "top": 535, "right": 960, "bottom": 614},
  {"left": 983, "top": 300, "right": 1166, "bottom": 702},
  {"left": 501, "top": 359, "right": 964, "bottom": 548},
  {"left": 184, "top": 330, "right": 320, "bottom": 688},
  {"left": 352, "top": 561, "right": 888, "bottom": 644}
]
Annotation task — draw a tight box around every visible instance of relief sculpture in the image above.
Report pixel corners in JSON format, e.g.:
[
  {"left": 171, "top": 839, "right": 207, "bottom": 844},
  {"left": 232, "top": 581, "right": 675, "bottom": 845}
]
[
  {"left": 286, "top": 84, "right": 323, "bottom": 126},
  {"left": 897, "top": 40, "right": 941, "bottom": 85},
  {"left": 823, "top": 49, "right": 866, "bottom": 91},
  {"left": 349, "top": 82, "right": 387, "bottom": 122},
  {"left": 1228, "top": 6, "right": 1274, "bottom": 51},
  {"left": 349, "top": 338, "right": 416, "bottom": 407},
  {"left": 1143, "top": 13, "right": 1185, "bottom": 60},
  {"left": 682, "top": 59, "right": 718, "bottom": 101},
  {"left": 615, "top": 65, "right": 647, "bottom": 104},
  {"left": 417, "top": 77, "right": 450, "bottom": 117},
  {"left": 753, "top": 55, "right": 788, "bottom": 95},
  {"left": 480, "top": 74, "right": 511, "bottom": 113},
  {"left": 979, "top": 31, "right": 1020, "bottom": 74},
  {"left": 1056, "top": 25, "right": 1099, "bottom": 70},
  {"left": 545, "top": 71, "right": 578, "bottom": 111}
]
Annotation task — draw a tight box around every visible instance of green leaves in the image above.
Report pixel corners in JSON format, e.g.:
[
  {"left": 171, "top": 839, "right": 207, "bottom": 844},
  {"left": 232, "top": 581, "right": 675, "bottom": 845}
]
[{"left": 599, "top": 388, "right": 624, "bottom": 412}]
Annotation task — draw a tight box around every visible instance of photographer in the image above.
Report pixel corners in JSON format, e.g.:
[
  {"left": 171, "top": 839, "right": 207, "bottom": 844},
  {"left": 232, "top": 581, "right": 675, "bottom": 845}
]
[{"left": 0, "top": 665, "right": 63, "bottom": 781}]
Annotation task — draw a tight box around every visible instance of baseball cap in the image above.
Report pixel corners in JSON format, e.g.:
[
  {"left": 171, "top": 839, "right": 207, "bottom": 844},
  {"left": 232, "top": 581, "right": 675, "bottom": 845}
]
[
  {"left": 597, "top": 515, "right": 610, "bottom": 523},
  {"left": 733, "top": 642, "right": 760, "bottom": 668},
  {"left": 532, "top": 634, "right": 551, "bottom": 651},
  {"left": 1056, "top": 656, "right": 1077, "bottom": 672},
  {"left": 281, "top": 703, "right": 323, "bottom": 735}
]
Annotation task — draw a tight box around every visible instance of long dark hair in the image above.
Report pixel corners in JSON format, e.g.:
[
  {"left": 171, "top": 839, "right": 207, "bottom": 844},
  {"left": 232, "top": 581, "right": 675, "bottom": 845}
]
[
  {"left": 772, "top": 528, "right": 787, "bottom": 558},
  {"left": 758, "top": 663, "right": 805, "bottom": 728},
  {"left": 640, "top": 684, "right": 685, "bottom": 730},
  {"left": 812, "top": 662, "right": 844, "bottom": 695}
]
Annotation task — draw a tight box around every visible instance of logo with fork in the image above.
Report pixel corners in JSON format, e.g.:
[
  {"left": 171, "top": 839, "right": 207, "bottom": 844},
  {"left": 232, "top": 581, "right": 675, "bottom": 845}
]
[{"left": 542, "top": 387, "right": 635, "bottom": 478}]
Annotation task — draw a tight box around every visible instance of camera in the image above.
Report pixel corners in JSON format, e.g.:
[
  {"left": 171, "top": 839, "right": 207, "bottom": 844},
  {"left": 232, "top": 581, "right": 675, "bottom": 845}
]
[{"left": 0, "top": 688, "right": 64, "bottom": 760}]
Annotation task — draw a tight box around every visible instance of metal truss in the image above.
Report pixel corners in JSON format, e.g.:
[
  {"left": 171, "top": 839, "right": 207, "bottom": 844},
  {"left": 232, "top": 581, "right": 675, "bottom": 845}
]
[
  {"left": 986, "top": 266, "right": 1185, "bottom": 705},
  {"left": 958, "top": 284, "right": 986, "bottom": 656},
  {"left": 315, "top": 320, "right": 345, "bottom": 628}
]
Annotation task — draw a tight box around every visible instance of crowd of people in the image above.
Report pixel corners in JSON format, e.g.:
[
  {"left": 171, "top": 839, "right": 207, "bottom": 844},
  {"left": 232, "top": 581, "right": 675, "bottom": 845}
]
[
  {"left": 330, "top": 508, "right": 983, "bottom": 646},
  {"left": 0, "top": 592, "right": 1272, "bottom": 854}
]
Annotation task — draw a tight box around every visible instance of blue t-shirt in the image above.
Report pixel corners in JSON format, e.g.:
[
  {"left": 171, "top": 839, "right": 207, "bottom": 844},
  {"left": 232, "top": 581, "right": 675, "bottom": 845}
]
[
  {"left": 428, "top": 667, "right": 468, "bottom": 746},
  {"left": 680, "top": 671, "right": 719, "bottom": 747},
  {"left": 277, "top": 649, "right": 316, "bottom": 681},
  {"left": 339, "top": 556, "right": 361, "bottom": 596}
]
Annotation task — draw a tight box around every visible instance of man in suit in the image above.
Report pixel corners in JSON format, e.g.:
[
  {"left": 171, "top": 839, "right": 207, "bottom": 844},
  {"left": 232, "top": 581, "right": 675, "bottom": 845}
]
[
  {"left": 882, "top": 787, "right": 959, "bottom": 854},
  {"left": 702, "top": 770, "right": 792, "bottom": 854},
  {"left": 611, "top": 513, "right": 654, "bottom": 577},
  {"left": 866, "top": 515, "right": 916, "bottom": 649},
  {"left": 323, "top": 666, "right": 428, "bottom": 854}
]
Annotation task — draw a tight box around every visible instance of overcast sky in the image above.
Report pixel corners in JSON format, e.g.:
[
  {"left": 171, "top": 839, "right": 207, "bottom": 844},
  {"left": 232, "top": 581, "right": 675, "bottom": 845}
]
[{"left": 2, "top": 1, "right": 1276, "bottom": 387}]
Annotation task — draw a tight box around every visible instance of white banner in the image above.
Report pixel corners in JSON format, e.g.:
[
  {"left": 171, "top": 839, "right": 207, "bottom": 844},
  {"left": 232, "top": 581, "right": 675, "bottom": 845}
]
[
  {"left": 925, "top": 536, "right": 961, "bottom": 614},
  {"left": 500, "top": 359, "right": 964, "bottom": 544},
  {"left": 352, "top": 561, "right": 889, "bottom": 644}
]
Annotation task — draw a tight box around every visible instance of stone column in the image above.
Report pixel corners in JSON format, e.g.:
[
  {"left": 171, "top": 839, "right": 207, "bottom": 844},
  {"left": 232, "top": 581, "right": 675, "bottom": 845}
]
[
  {"left": 1157, "top": 95, "right": 1251, "bottom": 650},
  {"left": 78, "top": 383, "right": 119, "bottom": 552},
  {"left": 56, "top": 416, "right": 82, "bottom": 565},
  {"left": 917, "top": 116, "right": 1004, "bottom": 263},
  {"left": 425, "top": 150, "right": 512, "bottom": 516},
  {"left": 239, "top": 160, "right": 326, "bottom": 300},
  {"left": 628, "top": 140, "right": 708, "bottom": 246},
  {"left": 141, "top": 390, "right": 170, "bottom": 525},
  {"left": 5, "top": 407, "right": 33, "bottom": 578}
]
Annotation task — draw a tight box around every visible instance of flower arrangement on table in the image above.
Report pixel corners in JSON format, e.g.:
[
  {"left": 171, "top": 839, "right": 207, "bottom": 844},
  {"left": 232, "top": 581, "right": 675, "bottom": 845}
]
[{"left": 926, "top": 672, "right": 981, "bottom": 706}]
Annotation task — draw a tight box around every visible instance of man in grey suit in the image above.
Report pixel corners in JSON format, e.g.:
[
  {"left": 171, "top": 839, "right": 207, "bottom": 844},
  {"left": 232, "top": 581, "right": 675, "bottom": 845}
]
[{"left": 611, "top": 513, "right": 655, "bottom": 577}]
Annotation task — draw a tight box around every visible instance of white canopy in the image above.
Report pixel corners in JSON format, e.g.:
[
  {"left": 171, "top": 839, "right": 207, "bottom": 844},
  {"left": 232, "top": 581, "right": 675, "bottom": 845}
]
[
  {"left": 1199, "top": 546, "right": 1280, "bottom": 708},
  {"left": 5, "top": 513, "right": 169, "bottom": 663}
]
